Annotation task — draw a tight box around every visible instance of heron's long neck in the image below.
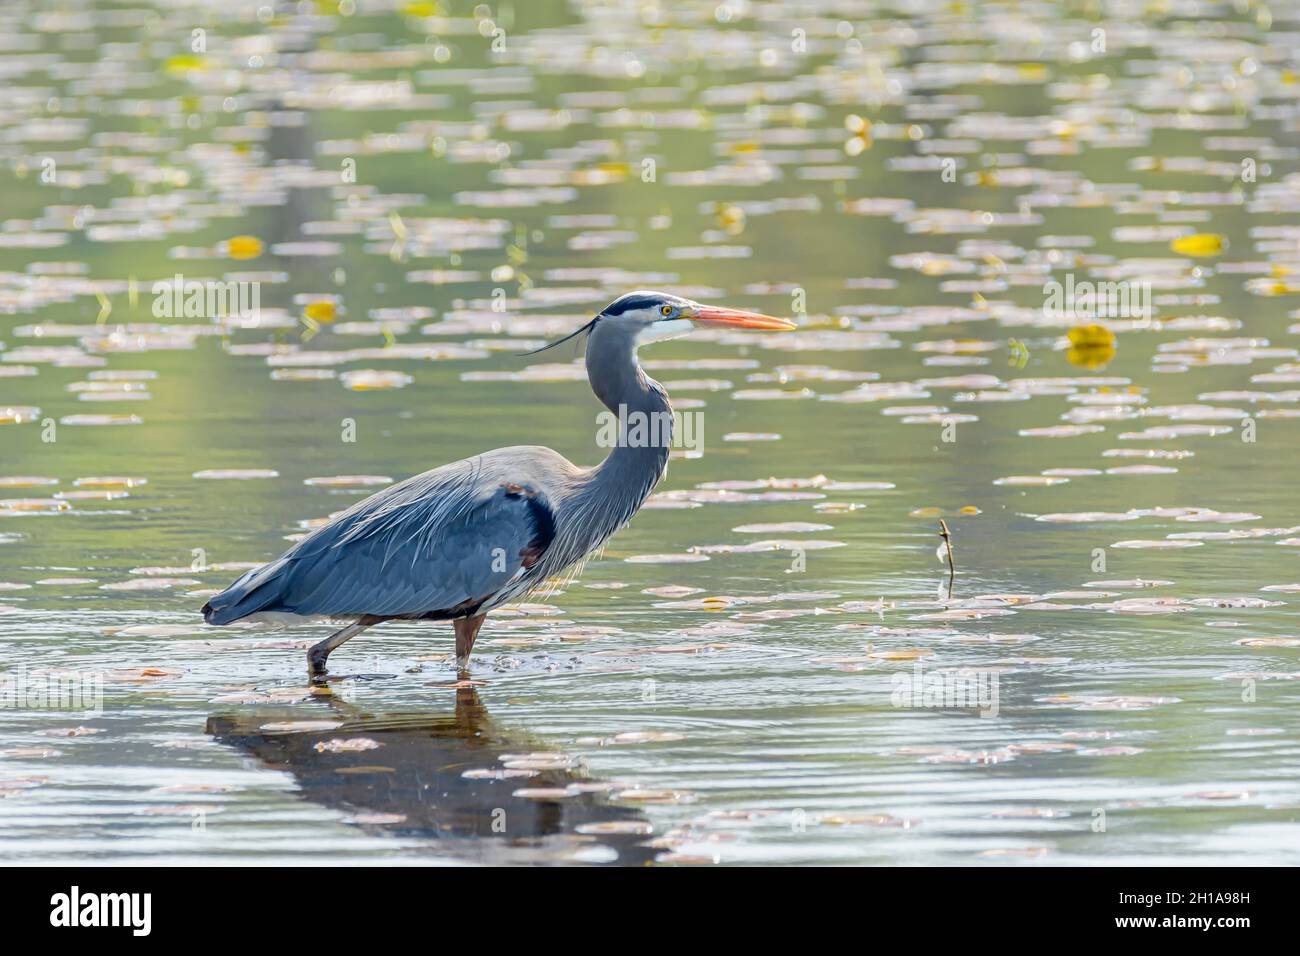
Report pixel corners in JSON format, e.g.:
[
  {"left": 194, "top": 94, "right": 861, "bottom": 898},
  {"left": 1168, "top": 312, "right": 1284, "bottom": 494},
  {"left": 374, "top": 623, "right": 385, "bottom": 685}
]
[
  {"left": 590, "top": 364, "right": 672, "bottom": 490},
  {"left": 564, "top": 327, "right": 671, "bottom": 553}
]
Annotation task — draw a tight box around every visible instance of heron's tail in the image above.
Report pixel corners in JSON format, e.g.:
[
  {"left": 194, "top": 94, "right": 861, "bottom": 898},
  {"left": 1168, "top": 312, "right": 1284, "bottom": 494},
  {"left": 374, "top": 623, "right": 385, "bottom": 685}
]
[{"left": 201, "top": 558, "right": 291, "bottom": 625}]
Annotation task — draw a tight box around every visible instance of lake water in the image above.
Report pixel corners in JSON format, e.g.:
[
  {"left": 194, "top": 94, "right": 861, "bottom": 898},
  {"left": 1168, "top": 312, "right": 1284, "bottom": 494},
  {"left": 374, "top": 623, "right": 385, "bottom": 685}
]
[{"left": 2, "top": 1, "right": 1300, "bottom": 865}]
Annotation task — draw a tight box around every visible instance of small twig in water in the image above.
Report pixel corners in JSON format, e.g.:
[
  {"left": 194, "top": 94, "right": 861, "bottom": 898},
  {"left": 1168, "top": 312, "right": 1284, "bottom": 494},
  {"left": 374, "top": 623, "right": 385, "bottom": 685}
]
[{"left": 938, "top": 519, "right": 955, "bottom": 599}]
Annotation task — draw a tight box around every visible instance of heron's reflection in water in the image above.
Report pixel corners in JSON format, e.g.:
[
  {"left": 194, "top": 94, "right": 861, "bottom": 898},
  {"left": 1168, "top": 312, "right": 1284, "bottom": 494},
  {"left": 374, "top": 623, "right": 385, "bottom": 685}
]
[{"left": 206, "top": 687, "right": 657, "bottom": 865}]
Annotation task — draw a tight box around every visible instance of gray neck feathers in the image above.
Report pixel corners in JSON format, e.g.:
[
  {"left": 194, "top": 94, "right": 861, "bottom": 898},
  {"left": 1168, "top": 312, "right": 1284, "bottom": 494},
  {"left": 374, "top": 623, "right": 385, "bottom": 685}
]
[{"left": 556, "top": 320, "right": 672, "bottom": 561}]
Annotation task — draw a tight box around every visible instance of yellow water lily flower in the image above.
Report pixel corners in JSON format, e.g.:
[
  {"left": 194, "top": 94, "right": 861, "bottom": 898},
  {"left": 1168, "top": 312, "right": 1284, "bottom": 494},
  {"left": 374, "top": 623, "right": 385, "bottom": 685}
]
[
  {"left": 226, "top": 236, "right": 263, "bottom": 260},
  {"left": 1067, "top": 324, "right": 1116, "bottom": 348},
  {"left": 304, "top": 300, "right": 337, "bottom": 324},
  {"left": 1170, "top": 233, "right": 1226, "bottom": 257}
]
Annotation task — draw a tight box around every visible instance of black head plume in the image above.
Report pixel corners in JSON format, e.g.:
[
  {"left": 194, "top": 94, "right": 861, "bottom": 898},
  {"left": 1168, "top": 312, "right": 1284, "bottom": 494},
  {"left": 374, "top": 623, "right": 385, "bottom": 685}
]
[{"left": 521, "top": 316, "right": 599, "bottom": 356}]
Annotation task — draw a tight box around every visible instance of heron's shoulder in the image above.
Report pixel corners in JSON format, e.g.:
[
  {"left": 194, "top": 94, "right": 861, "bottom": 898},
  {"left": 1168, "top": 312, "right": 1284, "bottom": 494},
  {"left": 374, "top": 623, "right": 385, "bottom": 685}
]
[
  {"left": 359, "top": 446, "right": 572, "bottom": 508},
  {"left": 468, "top": 445, "right": 579, "bottom": 482},
  {"left": 308, "top": 446, "right": 571, "bottom": 526}
]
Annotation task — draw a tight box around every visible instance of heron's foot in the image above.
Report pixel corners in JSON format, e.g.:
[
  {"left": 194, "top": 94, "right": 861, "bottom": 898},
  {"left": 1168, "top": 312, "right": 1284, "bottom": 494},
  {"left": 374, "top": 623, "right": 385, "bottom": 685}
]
[
  {"left": 455, "top": 654, "right": 471, "bottom": 675},
  {"left": 307, "top": 647, "right": 330, "bottom": 678}
]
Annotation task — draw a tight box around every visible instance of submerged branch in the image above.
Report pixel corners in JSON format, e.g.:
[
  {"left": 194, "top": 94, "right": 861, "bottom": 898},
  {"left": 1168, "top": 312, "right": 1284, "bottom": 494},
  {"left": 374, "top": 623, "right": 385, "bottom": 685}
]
[{"left": 938, "top": 519, "right": 955, "bottom": 600}]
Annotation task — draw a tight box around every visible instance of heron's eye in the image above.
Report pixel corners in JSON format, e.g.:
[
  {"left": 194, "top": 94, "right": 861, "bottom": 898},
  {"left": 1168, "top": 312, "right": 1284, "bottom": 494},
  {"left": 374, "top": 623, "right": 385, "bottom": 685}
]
[{"left": 660, "top": 305, "right": 674, "bottom": 317}]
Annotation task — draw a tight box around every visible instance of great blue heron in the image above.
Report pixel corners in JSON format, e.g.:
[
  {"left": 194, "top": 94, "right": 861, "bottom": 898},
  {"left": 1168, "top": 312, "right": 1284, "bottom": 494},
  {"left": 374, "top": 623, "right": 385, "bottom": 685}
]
[{"left": 202, "top": 291, "right": 794, "bottom": 676}]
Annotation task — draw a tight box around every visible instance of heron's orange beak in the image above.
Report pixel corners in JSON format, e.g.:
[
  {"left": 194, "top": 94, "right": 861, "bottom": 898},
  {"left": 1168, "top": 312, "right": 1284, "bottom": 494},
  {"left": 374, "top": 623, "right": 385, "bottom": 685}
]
[{"left": 690, "top": 305, "right": 796, "bottom": 331}]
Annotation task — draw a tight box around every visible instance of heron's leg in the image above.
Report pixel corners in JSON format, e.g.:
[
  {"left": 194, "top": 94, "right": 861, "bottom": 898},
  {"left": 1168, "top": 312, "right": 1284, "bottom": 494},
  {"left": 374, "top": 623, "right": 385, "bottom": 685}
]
[
  {"left": 453, "top": 614, "right": 487, "bottom": 671},
  {"left": 307, "top": 619, "right": 371, "bottom": 677}
]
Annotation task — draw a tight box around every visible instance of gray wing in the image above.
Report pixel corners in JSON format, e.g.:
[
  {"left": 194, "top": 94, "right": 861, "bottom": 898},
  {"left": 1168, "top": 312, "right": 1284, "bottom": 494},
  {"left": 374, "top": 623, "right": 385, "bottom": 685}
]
[{"left": 203, "top": 452, "right": 558, "bottom": 624}]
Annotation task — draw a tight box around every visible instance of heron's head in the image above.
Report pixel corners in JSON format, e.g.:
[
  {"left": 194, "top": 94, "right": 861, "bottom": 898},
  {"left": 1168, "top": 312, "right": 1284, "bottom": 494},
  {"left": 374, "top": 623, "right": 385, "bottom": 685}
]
[
  {"left": 528, "top": 290, "right": 794, "bottom": 356},
  {"left": 598, "top": 290, "right": 795, "bottom": 346}
]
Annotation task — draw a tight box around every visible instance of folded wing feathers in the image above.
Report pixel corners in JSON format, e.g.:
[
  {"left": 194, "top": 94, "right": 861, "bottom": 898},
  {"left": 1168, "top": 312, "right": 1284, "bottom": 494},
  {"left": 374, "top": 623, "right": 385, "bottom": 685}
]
[{"left": 205, "top": 453, "right": 558, "bottom": 623}]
